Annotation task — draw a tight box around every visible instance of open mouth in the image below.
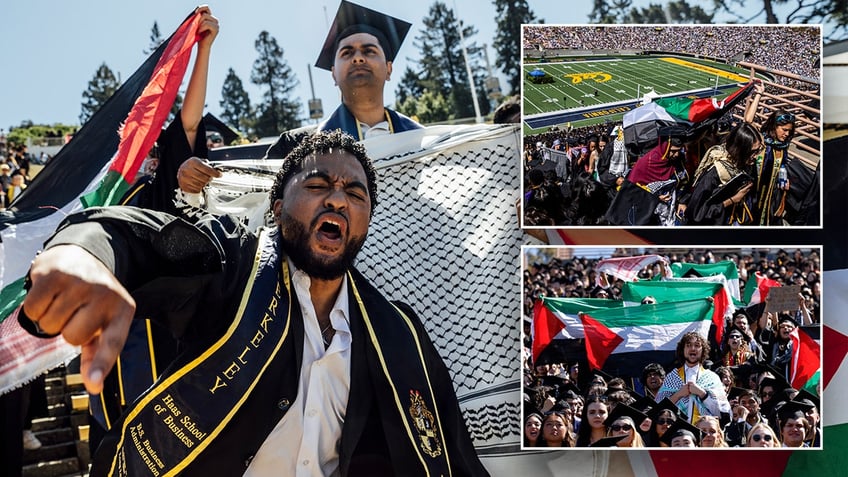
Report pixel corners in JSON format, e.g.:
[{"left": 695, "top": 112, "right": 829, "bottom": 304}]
[
  {"left": 314, "top": 212, "right": 347, "bottom": 244},
  {"left": 319, "top": 220, "right": 342, "bottom": 239}
]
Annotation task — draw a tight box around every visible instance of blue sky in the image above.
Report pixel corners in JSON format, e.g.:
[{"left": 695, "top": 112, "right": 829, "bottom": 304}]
[{"left": 0, "top": 0, "right": 799, "bottom": 131}]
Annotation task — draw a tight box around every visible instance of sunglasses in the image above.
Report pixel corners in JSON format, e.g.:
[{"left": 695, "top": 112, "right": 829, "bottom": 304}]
[
  {"left": 776, "top": 113, "right": 796, "bottom": 123},
  {"left": 752, "top": 434, "right": 773, "bottom": 442},
  {"left": 611, "top": 424, "right": 633, "bottom": 432},
  {"left": 656, "top": 418, "right": 675, "bottom": 426}
]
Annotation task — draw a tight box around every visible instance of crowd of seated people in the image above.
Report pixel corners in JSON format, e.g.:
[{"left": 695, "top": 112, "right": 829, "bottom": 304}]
[{"left": 522, "top": 248, "right": 821, "bottom": 448}]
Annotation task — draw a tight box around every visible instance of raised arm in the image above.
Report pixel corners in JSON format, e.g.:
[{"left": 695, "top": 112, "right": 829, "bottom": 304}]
[
  {"left": 181, "top": 5, "right": 219, "bottom": 150},
  {"left": 743, "top": 81, "right": 764, "bottom": 126}
]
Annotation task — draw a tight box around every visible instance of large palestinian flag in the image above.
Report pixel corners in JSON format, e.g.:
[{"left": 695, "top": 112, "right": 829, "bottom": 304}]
[
  {"left": 580, "top": 298, "right": 713, "bottom": 377},
  {"left": 0, "top": 10, "right": 202, "bottom": 394},
  {"left": 532, "top": 297, "right": 623, "bottom": 365}
]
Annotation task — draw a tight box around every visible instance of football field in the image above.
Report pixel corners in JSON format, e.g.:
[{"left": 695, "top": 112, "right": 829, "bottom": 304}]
[{"left": 522, "top": 56, "right": 755, "bottom": 134}]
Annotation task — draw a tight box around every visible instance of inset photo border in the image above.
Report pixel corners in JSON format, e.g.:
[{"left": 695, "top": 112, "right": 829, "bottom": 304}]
[
  {"left": 521, "top": 246, "right": 823, "bottom": 450},
  {"left": 520, "top": 25, "right": 822, "bottom": 229}
]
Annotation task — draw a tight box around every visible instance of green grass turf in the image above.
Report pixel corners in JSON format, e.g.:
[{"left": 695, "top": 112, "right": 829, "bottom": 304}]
[{"left": 522, "top": 56, "right": 754, "bottom": 135}]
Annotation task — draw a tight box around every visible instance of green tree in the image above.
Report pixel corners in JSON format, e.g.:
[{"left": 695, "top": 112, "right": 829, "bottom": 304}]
[
  {"left": 250, "top": 31, "right": 301, "bottom": 137},
  {"left": 626, "top": 3, "right": 669, "bottom": 22},
  {"left": 144, "top": 21, "right": 163, "bottom": 55},
  {"left": 396, "top": 88, "right": 451, "bottom": 124},
  {"left": 79, "top": 63, "right": 120, "bottom": 125},
  {"left": 712, "top": 0, "right": 846, "bottom": 40},
  {"left": 590, "top": 0, "right": 633, "bottom": 23},
  {"left": 493, "top": 0, "right": 539, "bottom": 95},
  {"left": 665, "top": 0, "right": 713, "bottom": 22},
  {"left": 219, "top": 68, "right": 253, "bottom": 134},
  {"left": 400, "top": 2, "right": 490, "bottom": 121},
  {"left": 394, "top": 67, "right": 425, "bottom": 108}
]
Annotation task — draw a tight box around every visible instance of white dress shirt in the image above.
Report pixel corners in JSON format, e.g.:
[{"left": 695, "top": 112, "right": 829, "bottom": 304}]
[
  {"left": 245, "top": 262, "right": 352, "bottom": 477},
  {"left": 358, "top": 120, "right": 391, "bottom": 139}
]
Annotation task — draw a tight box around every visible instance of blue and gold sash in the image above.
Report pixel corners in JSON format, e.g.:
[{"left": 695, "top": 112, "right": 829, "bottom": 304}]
[{"left": 107, "top": 228, "right": 292, "bottom": 476}]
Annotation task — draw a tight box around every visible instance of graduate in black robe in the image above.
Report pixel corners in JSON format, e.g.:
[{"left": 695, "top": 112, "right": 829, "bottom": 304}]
[{"left": 21, "top": 130, "right": 487, "bottom": 476}]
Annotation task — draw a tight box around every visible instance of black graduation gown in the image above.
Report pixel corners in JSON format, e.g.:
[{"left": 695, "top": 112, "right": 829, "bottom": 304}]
[{"left": 37, "top": 206, "right": 487, "bottom": 477}]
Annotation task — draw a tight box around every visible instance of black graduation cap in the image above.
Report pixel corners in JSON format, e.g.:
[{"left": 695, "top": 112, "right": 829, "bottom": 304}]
[
  {"left": 590, "top": 368, "right": 615, "bottom": 386},
  {"left": 726, "top": 325, "right": 746, "bottom": 339},
  {"left": 589, "top": 285, "right": 610, "bottom": 298},
  {"left": 777, "top": 400, "right": 815, "bottom": 424},
  {"left": 728, "top": 386, "right": 756, "bottom": 402},
  {"left": 647, "top": 398, "right": 685, "bottom": 422},
  {"left": 777, "top": 313, "right": 799, "bottom": 327},
  {"left": 315, "top": 0, "right": 412, "bottom": 71},
  {"left": 631, "top": 395, "right": 657, "bottom": 415},
  {"left": 539, "top": 375, "right": 570, "bottom": 390},
  {"left": 659, "top": 419, "right": 703, "bottom": 447},
  {"left": 759, "top": 375, "right": 792, "bottom": 396},
  {"left": 681, "top": 268, "right": 703, "bottom": 278},
  {"left": 795, "top": 389, "right": 820, "bottom": 410},
  {"left": 589, "top": 434, "right": 628, "bottom": 447},
  {"left": 760, "top": 388, "right": 795, "bottom": 419},
  {"left": 559, "top": 382, "right": 583, "bottom": 400},
  {"left": 603, "top": 403, "right": 649, "bottom": 428}
]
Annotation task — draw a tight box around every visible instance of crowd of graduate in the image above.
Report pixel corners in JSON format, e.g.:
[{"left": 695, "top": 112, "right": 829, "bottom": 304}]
[
  {"left": 521, "top": 248, "right": 822, "bottom": 448},
  {"left": 523, "top": 82, "right": 819, "bottom": 226}
]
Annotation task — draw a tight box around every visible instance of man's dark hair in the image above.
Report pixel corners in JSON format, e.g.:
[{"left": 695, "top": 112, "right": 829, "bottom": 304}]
[
  {"left": 492, "top": 96, "right": 520, "bottom": 124},
  {"left": 268, "top": 129, "right": 378, "bottom": 216},
  {"left": 642, "top": 362, "right": 666, "bottom": 383},
  {"left": 675, "top": 332, "right": 710, "bottom": 365}
]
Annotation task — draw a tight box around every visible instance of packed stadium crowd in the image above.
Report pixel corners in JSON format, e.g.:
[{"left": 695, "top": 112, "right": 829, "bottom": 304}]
[
  {"left": 521, "top": 248, "right": 821, "bottom": 448},
  {"left": 523, "top": 25, "right": 820, "bottom": 85}
]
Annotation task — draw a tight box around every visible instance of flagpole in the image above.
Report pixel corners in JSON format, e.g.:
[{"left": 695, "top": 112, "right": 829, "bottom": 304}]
[{"left": 454, "top": 1, "right": 483, "bottom": 124}]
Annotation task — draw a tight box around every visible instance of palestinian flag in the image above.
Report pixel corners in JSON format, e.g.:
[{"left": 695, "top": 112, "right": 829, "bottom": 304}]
[
  {"left": 621, "top": 279, "right": 729, "bottom": 343},
  {"left": 580, "top": 298, "right": 713, "bottom": 377},
  {"left": 531, "top": 297, "right": 622, "bottom": 364},
  {"left": 0, "top": 10, "right": 202, "bottom": 394},
  {"left": 743, "top": 271, "right": 781, "bottom": 305},
  {"left": 670, "top": 260, "right": 741, "bottom": 300},
  {"left": 790, "top": 326, "right": 821, "bottom": 394},
  {"left": 654, "top": 81, "right": 755, "bottom": 123}
]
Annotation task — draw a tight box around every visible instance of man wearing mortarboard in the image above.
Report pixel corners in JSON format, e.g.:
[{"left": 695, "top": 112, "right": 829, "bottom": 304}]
[
  {"left": 177, "top": 1, "right": 422, "bottom": 193},
  {"left": 314, "top": 0, "right": 421, "bottom": 140}
]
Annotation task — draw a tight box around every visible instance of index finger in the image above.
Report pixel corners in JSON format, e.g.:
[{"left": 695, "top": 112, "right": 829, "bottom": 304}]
[{"left": 77, "top": 304, "right": 134, "bottom": 395}]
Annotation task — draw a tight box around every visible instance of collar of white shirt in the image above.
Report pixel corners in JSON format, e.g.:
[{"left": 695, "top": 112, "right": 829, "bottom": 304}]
[{"left": 358, "top": 120, "right": 391, "bottom": 139}]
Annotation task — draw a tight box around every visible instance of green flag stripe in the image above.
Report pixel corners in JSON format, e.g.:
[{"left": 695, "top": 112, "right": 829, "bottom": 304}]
[
  {"left": 783, "top": 423, "right": 848, "bottom": 476},
  {"left": 670, "top": 261, "right": 739, "bottom": 279},
  {"left": 0, "top": 277, "right": 27, "bottom": 324},
  {"left": 80, "top": 170, "right": 132, "bottom": 208},
  {"left": 622, "top": 281, "right": 721, "bottom": 304},
  {"left": 585, "top": 298, "right": 712, "bottom": 328},
  {"left": 543, "top": 297, "right": 623, "bottom": 314}
]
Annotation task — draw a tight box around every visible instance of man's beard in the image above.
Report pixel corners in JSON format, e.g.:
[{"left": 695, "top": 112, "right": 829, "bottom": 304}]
[{"left": 279, "top": 211, "right": 366, "bottom": 280}]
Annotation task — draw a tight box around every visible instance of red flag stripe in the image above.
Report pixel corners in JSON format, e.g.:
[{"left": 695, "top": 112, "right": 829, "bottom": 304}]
[
  {"left": 531, "top": 299, "right": 565, "bottom": 363},
  {"left": 108, "top": 13, "right": 202, "bottom": 184},
  {"left": 711, "top": 289, "right": 728, "bottom": 344},
  {"left": 579, "top": 313, "right": 623, "bottom": 370},
  {"left": 790, "top": 327, "right": 821, "bottom": 390}
]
